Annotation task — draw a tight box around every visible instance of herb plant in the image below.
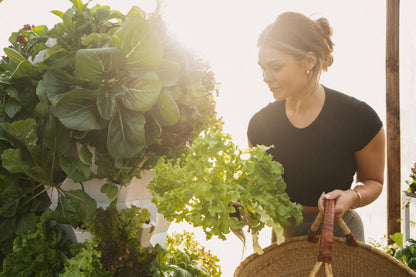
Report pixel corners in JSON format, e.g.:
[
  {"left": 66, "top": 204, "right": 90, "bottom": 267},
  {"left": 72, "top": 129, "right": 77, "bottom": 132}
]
[
  {"left": 0, "top": 213, "right": 74, "bottom": 276},
  {"left": 148, "top": 131, "right": 303, "bottom": 254},
  {"left": 406, "top": 163, "right": 416, "bottom": 193},
  {"left": 388, "top": 232, "right": 416, "bottom": 272},
  {"left": 163, "top": 231, "right": 221, "bottom": 277}
]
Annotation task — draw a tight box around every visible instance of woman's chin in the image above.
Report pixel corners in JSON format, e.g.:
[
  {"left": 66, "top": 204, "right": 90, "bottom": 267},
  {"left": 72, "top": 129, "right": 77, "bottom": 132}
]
[{"left": 272, "top": 92, "right": 285, "bottom": 101}]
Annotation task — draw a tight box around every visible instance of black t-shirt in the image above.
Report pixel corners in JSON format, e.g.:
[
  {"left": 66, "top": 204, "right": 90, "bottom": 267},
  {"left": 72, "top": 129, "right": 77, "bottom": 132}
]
[{"left": 247, "top": 86, "right": 383, "bottom": 206}]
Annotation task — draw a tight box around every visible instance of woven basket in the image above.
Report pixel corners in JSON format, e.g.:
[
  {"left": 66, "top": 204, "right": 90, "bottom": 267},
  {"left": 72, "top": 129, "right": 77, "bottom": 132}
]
[{"left": 234, "top": 200, "right": 416, "bottom": 277}]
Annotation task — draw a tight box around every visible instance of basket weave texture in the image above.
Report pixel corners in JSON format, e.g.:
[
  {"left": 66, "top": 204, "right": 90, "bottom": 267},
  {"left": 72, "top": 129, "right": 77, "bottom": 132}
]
[{"left": 234, "top": 235, "right": 416, "bottom": 277}]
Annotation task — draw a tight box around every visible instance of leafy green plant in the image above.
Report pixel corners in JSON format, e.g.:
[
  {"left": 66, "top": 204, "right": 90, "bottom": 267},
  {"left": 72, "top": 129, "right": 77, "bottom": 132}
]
[
  {"left": 148, "top": 131, "right": 303, "bottom": 254},
  {"left": 60, "top": 239, "right": 113, "bottom": 277},
  {"left": 406, "top": 163, "right": 416, "bottom": 193},
  {"left": 164, "top": 231, "right": 221, "bottom": 277},
  {"left": 84, "top": 206, "right": 218, "bottom": 277},
  {"left": 387, "top": 232, "right": 416, "bottom": 272},
  {"left": 87, "top": 206, "right": 155, "bottom": 276},
  {"left": 0, "top": 213, "right": 74, "bottom": 276},
  {"left": 0, "top": 0, "right": 219, "bottom": 233},
  {"left": 0, "top": 0, "right": 222, "bottom": 271}
]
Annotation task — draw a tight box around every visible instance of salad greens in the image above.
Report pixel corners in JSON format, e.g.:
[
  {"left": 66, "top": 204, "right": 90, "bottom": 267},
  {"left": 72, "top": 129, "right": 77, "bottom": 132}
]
[{"left": 149, "top": 131, "right": 303, "bottom": 254}]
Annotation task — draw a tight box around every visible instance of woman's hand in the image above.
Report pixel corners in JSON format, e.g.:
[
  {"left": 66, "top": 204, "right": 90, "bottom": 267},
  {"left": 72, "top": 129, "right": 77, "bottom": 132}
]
[{"left": 318, "top": 189, "right": 358, "bottom": 218}]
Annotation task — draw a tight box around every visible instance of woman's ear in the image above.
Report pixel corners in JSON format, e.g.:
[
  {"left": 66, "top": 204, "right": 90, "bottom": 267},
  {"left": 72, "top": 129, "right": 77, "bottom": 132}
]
[{"left": 304, "top": 51, "right": 317, "bottom": 72}]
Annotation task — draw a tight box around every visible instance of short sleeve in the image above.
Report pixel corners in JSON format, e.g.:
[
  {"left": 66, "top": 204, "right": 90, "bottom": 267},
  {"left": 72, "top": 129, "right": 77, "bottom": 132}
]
[
  {"left": 247, "top": 113, "right": 264, "bottom": 146},
  {"left": 353, "top": 101, "right": 383, "bottom": 151}
]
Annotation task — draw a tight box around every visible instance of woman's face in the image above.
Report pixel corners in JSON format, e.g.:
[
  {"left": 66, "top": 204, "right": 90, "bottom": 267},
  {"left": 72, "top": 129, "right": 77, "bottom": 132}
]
[{"left": 258, "top": 46, "right": 309, "bottom": 101}]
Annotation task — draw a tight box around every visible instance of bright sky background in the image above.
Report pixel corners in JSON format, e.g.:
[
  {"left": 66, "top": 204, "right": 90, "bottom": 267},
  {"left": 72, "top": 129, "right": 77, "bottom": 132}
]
[{"left": 1, "top": 0, "right": 416, "bottom": 276}]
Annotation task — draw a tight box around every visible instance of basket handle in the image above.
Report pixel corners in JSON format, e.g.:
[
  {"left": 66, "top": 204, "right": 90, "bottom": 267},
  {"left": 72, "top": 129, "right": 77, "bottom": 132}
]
[
  {"left": 307, "top": 200, "right": 359, "bottom": 246},
  {"left": 308, "top": 199, "right": 358, "bottom": 277}
]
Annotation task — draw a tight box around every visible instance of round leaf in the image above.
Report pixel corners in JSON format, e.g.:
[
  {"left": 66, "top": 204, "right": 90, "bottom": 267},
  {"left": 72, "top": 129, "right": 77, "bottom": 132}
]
[
  {"left": 120, "top": 72, "right": 162, "bottom": 112},
  {"left": 43, "top": 70, "right": 76, "bottom": 106},
  {"left": 75, "top": 47, "right": 126, "bottom": 83},
  {"left": 111, "top": 16, "right": 162, "bottom": 74},
  {"left": 59, "top": 156, "right": 91, "bottom": 183},
  {"left": 100, "top": 183, "right": 119, "bottom": 199},
  {"left": 107, "top": 110, "right": 145, "bottom": 159},
  {"left": 56, "top": 88, "right": 107, "bottom": 131},
  {"left": 155, "top": 89, "right": 180, "bottom": 126}
]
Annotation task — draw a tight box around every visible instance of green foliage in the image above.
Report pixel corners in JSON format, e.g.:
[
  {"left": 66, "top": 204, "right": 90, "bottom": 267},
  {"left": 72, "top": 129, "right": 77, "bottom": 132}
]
[
  {"left": 406, "top": 163, "right": 416, "bottom": 193},
  {"left": 0, "top": 213, "right": 72, "bottom": 276},
  {"left": 0, "top": 0, "right": 220, "bottom": 245},
  {"left": 87, "top": 206, "right": 155, "bottom": 276},
  {"left": 60, "top": 239, "right": 113, "bottom": 277},
  {"left": 1, "top": 205, "right": 222, "bottom": 276},
  {"left": 391, "top": 233, "right": 416, "bottom": 272},
  {"left": 164, "top": 231, "right": 221, "bottom": 277},
  {"left": 0, "top": 0, "right": 222, "bottom": 272},
  {"left": 149, "top": 131, "right": 303, "bottom": 254},
  {"left": 372, "top": 232, "right": 416, "bottom": 272}
]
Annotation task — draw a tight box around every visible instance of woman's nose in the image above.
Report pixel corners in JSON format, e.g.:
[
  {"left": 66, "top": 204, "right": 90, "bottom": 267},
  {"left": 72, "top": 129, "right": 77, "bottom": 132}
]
[{"left": 263, "top": 69, "right": 272, "bottom": 83}]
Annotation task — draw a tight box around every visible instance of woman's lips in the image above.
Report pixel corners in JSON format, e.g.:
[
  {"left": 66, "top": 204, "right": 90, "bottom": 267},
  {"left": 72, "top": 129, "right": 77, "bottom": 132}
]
[{"left": 269, "top": 86, "right": 280, "bottom": 92}]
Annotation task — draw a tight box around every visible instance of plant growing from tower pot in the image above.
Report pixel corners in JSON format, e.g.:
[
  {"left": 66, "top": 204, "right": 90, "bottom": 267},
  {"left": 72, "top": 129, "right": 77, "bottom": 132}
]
[{"left": 0, "top": 0, "right": 220, "bottom": 246}]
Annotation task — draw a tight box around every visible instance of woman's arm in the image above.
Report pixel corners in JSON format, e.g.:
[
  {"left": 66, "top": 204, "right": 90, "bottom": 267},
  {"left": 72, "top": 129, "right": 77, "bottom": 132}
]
[{"left": 319, "top": 127, "right": 386, "bottom": 218}]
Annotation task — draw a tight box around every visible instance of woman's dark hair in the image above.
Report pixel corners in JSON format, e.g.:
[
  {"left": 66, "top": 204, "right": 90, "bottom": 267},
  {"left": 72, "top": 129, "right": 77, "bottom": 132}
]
[{"left": 258, "top": 12, "right": 334, "bottom": 77}]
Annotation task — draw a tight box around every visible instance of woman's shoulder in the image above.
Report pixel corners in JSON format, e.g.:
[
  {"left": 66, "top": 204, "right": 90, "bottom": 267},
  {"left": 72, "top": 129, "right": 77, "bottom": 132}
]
[
  {"left": 324, "top": 86, "right": 375, "bottom": 114},
  {"left": 325, "top": 86, "right": 363, "bottom": 105},
  {"left": 251, "top": 100, "right": 284, "bottom": 120}
]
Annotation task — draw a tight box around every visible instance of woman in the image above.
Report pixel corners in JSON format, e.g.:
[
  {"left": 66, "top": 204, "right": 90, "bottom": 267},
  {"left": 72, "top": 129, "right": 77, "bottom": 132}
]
[{"left": 247, "top": 12, "right": 385, "bottom": 242}]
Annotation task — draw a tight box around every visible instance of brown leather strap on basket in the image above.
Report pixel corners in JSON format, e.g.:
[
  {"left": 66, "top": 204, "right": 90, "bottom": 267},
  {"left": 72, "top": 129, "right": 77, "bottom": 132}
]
[
  {"left": 318, "top": 199, "right": 335, "bottom": 263},
  {"left": 308, "top": 199, "right": 360, "bottom": 277},
  {"left": 309, "top": 199, "right": 334, "bottom": 277}
]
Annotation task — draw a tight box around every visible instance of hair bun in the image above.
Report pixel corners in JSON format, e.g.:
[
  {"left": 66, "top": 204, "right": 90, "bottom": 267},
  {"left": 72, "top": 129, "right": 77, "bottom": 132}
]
[{"left": 314, "top": 17, "right": 333, "bottom": 38}]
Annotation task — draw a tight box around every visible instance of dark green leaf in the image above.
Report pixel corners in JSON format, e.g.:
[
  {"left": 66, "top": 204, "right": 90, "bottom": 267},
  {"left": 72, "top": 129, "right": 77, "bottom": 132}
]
[
  {"left": 63, "top": 190, "right": 97, "bottom": 221},
  {"left": 44, "top": 115, "right": 71, "bottom": 156},
  {"left": 74, "top": 47, "right": 126, "bottom": 83},
  {"left": 2, "top": 148, "right": 31, "bottom": 174},
  {"left": 29, "top": 166, "right": 51, "bottom": 185},
  {"left": 15, "top": 213, "right": 37, "bottom": 235},
  {"left": 107, "top": 109, "right": 145, "bottom": 159},
  {"left": 9, "top": 60, "right": 35, "bottom": 79},
  {"left": 8, "top": 118, "right": 38, "bottom": 147},
  {"left": 35, "top": 80, "right": 49, "bottom": 117},
  {"left": 59, "top": 156, "right": 91, "bottom": 183},
  {"left": 43, "top": 48, "right": 75, "bottom": 70},
  {"left": 43, "top": 70, "right": 76, "bottom": 106},
  {"left": 79, "top": 144, "right": 92, "bottom": 166},
  {"left": 0, "top": 217, "right": 15, "bottom": 242},
  {"left": 0, "top": 198, "right": 19, "bottom": 217},
  {"left": 35, "top": 98, "right": 50, "bottom": 118},
  {"left": 54, "top": 193, "right": 77, "bottom": 224},
  {"left": 97, "top": 90, "right": 117, "bottom": 120},
  {"left": 408, "top": 257, "right": 416, "bottom": 270},
  {"left": 100, "top": 183, "right": 118, "bottom": 199},
  {"left": 56, "top": 88, "right": 107, "bottom": 131},
  {"left": 6, "top": 86, "right": 21, "bottom": 101},
  {"left": 120, "top": 72, "right": 162, "bottom": 112},
  {"left": 5, "top": 99, "right": 20, "bottom": 119}
]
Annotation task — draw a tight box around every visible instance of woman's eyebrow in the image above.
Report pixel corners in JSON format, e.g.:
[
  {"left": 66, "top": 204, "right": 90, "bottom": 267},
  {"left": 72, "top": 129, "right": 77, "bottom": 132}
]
[{"left": 258, "top": 59, "right": 284, "bottom": 66}]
